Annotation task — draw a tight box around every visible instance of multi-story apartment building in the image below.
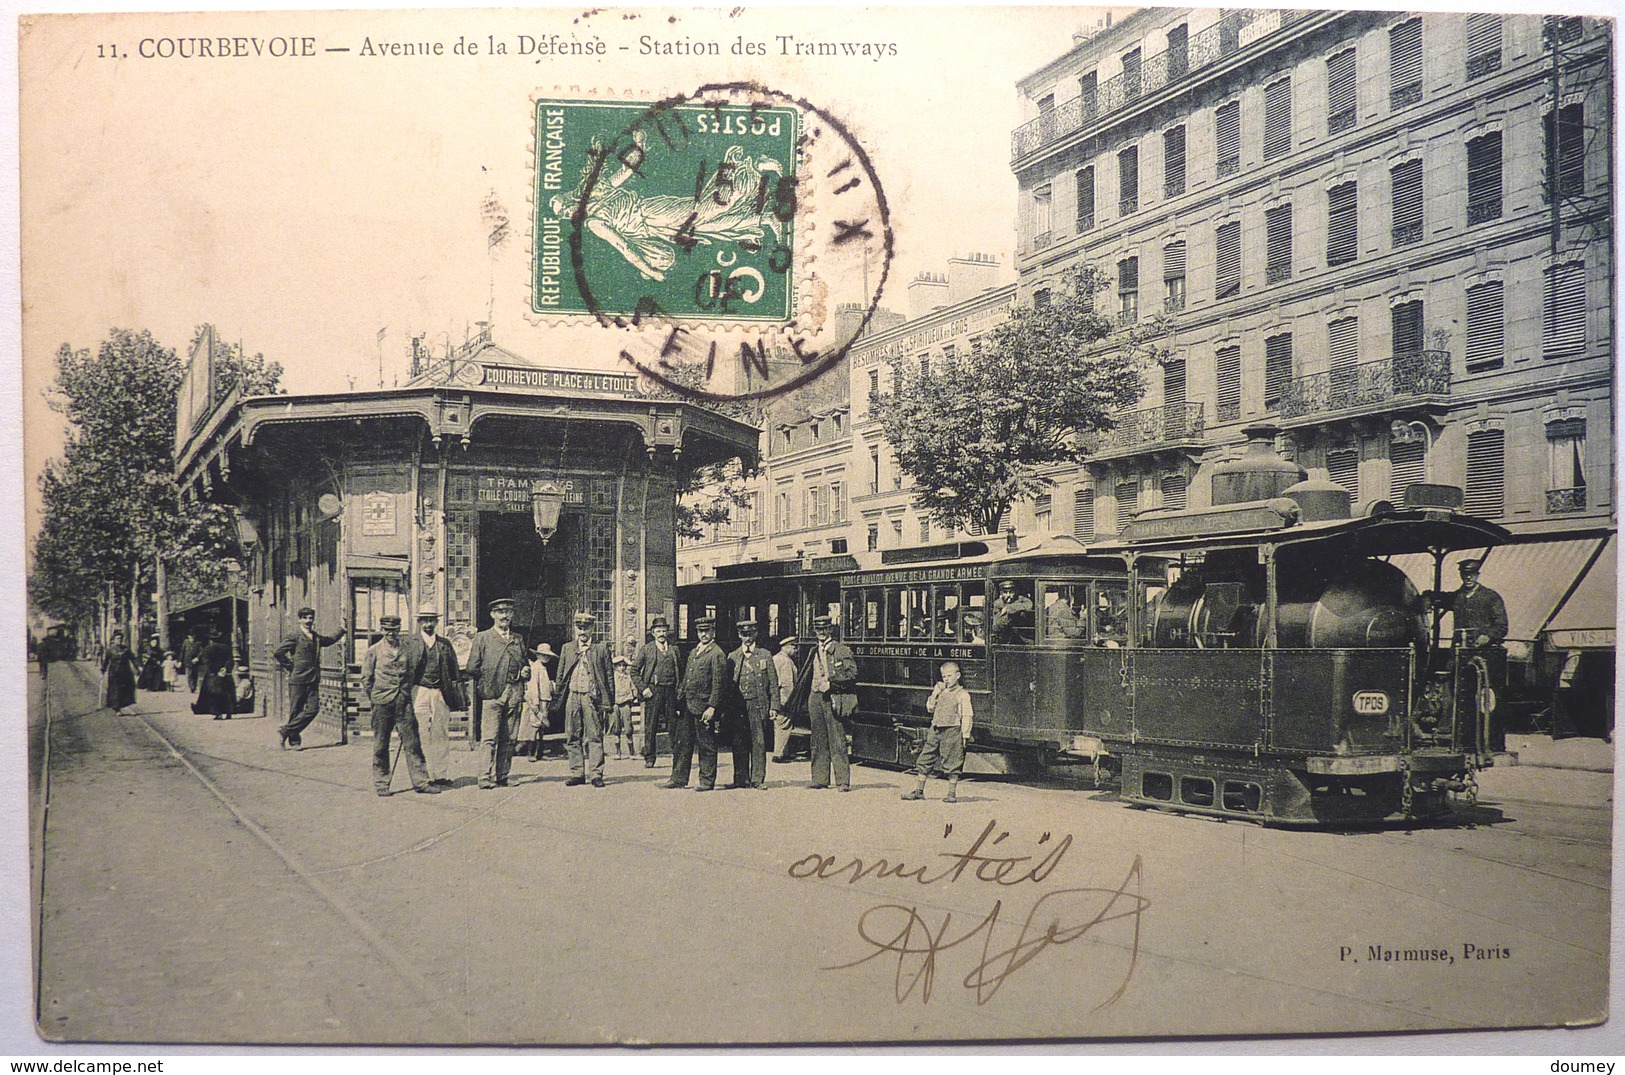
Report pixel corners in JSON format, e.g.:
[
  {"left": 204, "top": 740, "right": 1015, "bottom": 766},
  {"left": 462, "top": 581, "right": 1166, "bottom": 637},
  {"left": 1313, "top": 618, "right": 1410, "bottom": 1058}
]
[{"left": 1008, "top": 7, "right": 1614, "bottom": 714}]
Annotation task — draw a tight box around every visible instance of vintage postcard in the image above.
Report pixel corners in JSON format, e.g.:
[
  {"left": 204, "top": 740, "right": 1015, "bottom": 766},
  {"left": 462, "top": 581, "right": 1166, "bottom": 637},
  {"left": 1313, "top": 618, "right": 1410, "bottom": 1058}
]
[{"left": 13, "top": 3, "right": 1620, "bottom": 1051}]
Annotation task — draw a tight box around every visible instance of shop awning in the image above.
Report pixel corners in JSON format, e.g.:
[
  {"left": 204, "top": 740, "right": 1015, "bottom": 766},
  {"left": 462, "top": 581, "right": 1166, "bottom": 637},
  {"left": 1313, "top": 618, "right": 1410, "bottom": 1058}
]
[
  {"left": 1388, "top": 535, "right": 1607, "bottom": 643},
  {"left": 1545, "top": 535, "right": 1616, "bottom": 648}
]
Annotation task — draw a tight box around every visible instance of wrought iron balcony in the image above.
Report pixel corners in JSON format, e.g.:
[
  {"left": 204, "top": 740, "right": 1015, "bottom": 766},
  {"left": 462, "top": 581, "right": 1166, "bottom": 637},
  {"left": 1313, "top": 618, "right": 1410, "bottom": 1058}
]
[
  {"left": 1265, "top": 262, "right": 1291, "bottom": 284},
  {"left": 1547, "top": 486, "right": 1587, "bottom": 513},
  {"left": 1012, "top": 10, "right": 1273, "bottom": 161},
  {"left": 1392, "top": 221, "right": 1423, "bottom": 247},
  {"left": 1277, "top": 349, "right": 1450, "bottom": 420},
  {"left": 1467, "top": 198, "right": 1501, "bottom": 225},
  {"left": 1083, "top": 402, "right": 1206, "bottom": 456}
]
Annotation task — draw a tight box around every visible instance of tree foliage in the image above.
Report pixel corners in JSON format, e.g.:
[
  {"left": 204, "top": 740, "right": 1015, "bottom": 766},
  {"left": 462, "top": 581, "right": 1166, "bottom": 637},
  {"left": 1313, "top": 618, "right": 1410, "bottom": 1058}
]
[
  {"left": 646, "top": 360, "right": 762, "bottom": 540},
  {"left": 29, "top": 325, "right": 283, "bottom": 633},
  {"left": 868, "top": 266, "right": 1170, "bottom": 536}
]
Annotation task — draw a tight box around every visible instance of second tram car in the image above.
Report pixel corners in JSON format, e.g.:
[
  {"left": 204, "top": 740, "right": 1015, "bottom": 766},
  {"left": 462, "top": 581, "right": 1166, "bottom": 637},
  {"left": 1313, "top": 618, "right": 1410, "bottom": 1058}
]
[{"left": 676, "top": 427, "right": 1509, "bottom": 826}]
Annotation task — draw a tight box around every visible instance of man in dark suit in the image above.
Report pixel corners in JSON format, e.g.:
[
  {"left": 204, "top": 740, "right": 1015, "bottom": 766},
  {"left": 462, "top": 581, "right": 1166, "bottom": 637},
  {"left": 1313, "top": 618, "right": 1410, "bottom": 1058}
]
[
  {"left": 556, "top": 611, "right": 616, "bottom": 788},
  {"left": 464, "top": 597, "right": 530, "bottom": 789},
  {"left": 728, "top": 618, "right": 780, "bottom": 789},
  {"left": 399, "top": 607, "right": 464, "bottom": 787},
  {"left": 673, "top": 616, "right": 727, "bottom": 791},
  {"left": 632, "top": 616, "right": 681, "bottom": 770},
  {"left": 807, "top": 615, "right": 859, "bottom": 791},
  {"left": 273, "top": 606, "right": 346, "bottom": 750}
]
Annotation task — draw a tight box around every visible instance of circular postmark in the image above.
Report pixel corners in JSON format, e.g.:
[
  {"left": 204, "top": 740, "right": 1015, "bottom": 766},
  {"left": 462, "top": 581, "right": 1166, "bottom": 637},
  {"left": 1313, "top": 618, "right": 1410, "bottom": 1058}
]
[{"left": 547, "top": 81, "right": 892, "bottom": 404}]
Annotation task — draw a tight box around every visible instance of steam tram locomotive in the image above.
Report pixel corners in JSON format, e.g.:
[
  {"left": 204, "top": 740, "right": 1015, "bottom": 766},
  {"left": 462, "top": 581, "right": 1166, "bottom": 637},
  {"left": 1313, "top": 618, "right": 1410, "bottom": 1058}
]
[{"left": 676, "top": 427, "right": 1509, "bottom": 825}]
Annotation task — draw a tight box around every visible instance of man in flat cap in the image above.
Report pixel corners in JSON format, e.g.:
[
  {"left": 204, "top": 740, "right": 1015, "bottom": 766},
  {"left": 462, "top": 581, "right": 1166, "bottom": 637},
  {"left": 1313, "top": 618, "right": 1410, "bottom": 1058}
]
[
  {"left": 400, "top": 607, "right": 464, "bottom": 787},
  {"left": 360, "top": 615, "right": 436, "bottom": 795},
  {"left": 273, "top": 605, "right": 346, "bottom": 750},
  {"left": 771, "top": 635, "right": 800, "bottom": 762},
  {"left": 1425, "top": 558, "right": 1510, "bottom": 748},
  {"left": 727, "top": 618, "right": 779, "bottom": 789},
  {"left": 674, "top": 616, "right": 727, "bottom": 791},
  {"left": 557, "top": 611, "right": 615, "bottom": 788},
  {"left": 464, "top": 597, "right": 531, "bottom": 789},
  {"left": 633, "top": 616, "right": 682, "bottom": 769},
  {"left": 807, "top": 615, "right": 858, "bottom": 791}
]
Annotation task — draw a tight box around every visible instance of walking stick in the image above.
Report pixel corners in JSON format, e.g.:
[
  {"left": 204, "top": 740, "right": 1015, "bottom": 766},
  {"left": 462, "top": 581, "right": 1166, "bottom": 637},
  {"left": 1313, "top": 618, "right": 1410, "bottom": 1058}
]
[{"left": 387, "top": 735, "right": 403, "bottom": 790}]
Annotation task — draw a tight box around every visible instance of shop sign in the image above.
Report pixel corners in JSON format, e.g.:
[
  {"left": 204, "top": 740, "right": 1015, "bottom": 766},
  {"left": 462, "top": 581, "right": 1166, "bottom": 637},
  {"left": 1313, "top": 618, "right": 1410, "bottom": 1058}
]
[
  {"left": 477, "top": 364, "right": 643, "bottom": 395},
  {"left": 476, "top": 475, "right": 587, "bottom": 512}
]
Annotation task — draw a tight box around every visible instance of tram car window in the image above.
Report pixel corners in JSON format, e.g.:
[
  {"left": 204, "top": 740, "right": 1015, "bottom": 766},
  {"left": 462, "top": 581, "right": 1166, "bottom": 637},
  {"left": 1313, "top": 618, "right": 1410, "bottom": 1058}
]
[
  {"left": 1092, "top": 580, "right": 1131, "bottom": 646},
  {"left": 909, "top": 587, "right": 932, "bottom": 639},
  {"left": 1040, "top": 583, "right": 1088, "bottom": 642},
  {"left": 934, "top": 585, "right": 961, "bottom": 639},
  {"left": 990, "top": 579, "right": 1036, "bottom": 643},
  {"left": 963, "top": 594, "right": 986, "bottom": 646}
]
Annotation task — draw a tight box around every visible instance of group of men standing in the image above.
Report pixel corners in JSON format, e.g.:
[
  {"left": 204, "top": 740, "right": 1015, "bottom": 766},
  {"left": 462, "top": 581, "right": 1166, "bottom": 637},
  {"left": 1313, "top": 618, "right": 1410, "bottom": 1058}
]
[{"left": 282, "top": 596, "right": 864, "bottom": 798}]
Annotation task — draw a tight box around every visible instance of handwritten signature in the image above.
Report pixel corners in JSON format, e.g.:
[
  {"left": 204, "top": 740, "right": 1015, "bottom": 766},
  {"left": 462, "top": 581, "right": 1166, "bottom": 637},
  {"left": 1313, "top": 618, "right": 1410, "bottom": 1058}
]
[{"left": 788, "top": 822, "right": 1146, "bottom": 1007}]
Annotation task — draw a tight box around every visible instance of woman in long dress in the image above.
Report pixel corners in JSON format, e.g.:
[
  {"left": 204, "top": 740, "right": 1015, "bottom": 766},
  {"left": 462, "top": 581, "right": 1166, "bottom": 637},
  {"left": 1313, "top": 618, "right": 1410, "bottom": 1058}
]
[
  {"left": 101, "top": 631, "right": 138, "bottom": 715},
  {"left": 137, "top": 636, "right": 165, "bottom": 692},
  {"left": 193, "top": 627, "right": 237, "bottom": 720}
]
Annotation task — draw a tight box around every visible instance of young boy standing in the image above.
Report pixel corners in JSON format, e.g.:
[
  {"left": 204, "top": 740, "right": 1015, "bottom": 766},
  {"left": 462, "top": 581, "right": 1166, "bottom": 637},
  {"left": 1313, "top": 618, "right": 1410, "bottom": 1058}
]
[{"left": 902, "top": 661, "right": 974, "bottom": 803}]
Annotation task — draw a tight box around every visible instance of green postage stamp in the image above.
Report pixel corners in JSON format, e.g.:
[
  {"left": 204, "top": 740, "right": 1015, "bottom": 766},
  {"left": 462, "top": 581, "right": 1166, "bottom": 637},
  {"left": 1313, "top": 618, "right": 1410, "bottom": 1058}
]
[{"left": 533, "top": 96, "right": 801, "bottom": 323}]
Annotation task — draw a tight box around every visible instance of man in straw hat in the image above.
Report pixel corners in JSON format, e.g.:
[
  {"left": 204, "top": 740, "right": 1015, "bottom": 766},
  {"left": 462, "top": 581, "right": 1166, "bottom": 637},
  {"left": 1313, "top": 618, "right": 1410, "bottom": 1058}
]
[
  {"left": 400, "top": 606, "right": 464, "bottom": 787},
  {"left": 633, "top": 615, "right": 681, "bottom": 769},
  {"left": 464, "top": 597, "right": 531, "bottom": 789},
  {"left": 557, "top": 611, "right": 615, "bottom": 788},
  {"left": 360, "top": 615, "right": 436, "bottom": 795}
]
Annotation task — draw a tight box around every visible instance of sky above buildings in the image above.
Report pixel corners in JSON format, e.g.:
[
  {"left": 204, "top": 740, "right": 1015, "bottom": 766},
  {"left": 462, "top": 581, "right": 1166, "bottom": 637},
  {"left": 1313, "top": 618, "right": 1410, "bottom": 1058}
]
[{"left": 18, "top": 4, "right": 1142, "bottom": 534}]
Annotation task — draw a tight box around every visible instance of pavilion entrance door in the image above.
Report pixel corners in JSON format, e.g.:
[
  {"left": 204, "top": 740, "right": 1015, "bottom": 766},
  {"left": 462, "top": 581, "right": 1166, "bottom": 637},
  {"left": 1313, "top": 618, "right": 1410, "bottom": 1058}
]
[{"left": 474, "top": 510, "right": 580, "bottom": 656}]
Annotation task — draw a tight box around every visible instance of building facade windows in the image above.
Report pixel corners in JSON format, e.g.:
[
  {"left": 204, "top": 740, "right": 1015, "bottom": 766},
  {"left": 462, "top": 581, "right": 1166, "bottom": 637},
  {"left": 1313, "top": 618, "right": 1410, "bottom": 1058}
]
[
  {"left": 1263, "top": 77, "right": 1292, "bottom": 160},
  {"left": 1163, "top": 240, "right": 1186, "bottom": 312},
  {"left": 1118, "top": 255, "right": 1140, "bottom": 321},
  {"left": 1122, "top": 47, "right": 1142, "bottom": 102},
  {"left": 1391, "top": 158, "right": 1424, "bottom": 247},
  {"left": 1164, "top": 125, "right": 1187, "bottom": 198},
  {"left": 1328, "top": 317, "right": 1359, "bottom": 397},
  {"left": 1118, "top": 146, "right": 1139, "bottom": 216},
  {"left": 1216, "top": 344, "right": 1242, "bottom": 422},
  {"left": 1467, "top": 132, "right": 1503, "bottom": 224},
  {"left": 1166, "top": 23, "right": 1189, "bottom": 79},
  {"left": 1543, "top": 262, "right": 1587, "bottom": 357},
  {"left": 1079, "top": 70, "right": 1098, "bottom": 123},
  {"left": 1546, "top": 417, "right": 1588, "bottom": 513},
  {"left": 1215, "top": 220, "right": 1241, "bottom": 299},
  {"left": 1327, "top": 447, "right": 1360, "bottom": 495},
  {"left": 1390, "top": 438, "right": 1427, "bottom": 505},
  {"left": 1390, "top": 18, "right": 1423, "bottom": 110},
  {"left": 1034, "top": 493, "right": 1052, "bottom": 532},
  {"left": 1392, "top": 298, "right": 1424, "bottom": 356},
  {"left": 919, "top": 517, "right": 931, "bottom": 543},
  {"left": 866, "top": 523, "right": 879, "bottom": 552},
  {"left": 1161, "top": 473, "right": 1188, "bottom": 511},
  {"left": 1545, "top": 103, "right": 1585, "bottom": 200},
  {"left": 1326, "top": 48, "right": 1357, "bottom": 135},
  {"left": 1327, "top": 181, "right": 1359, "bottom": 266},
  {"left": 1264, "top": 333, "right": 1292, "bottom": 410},
  {"left": 1464, "top": 428, "right": 1506, "bottom": 518},
  {"left": 1114, "top": 479, "right": 1138, "bottom": 532},
  {"left": 1215, "top": 99, "right": 1241, "bottom": 177},
  {"left": 1265, "top": 204, "right": 1292, "bottom": 283},
  {"left": 1075, "top": 166, "right": 1096, "bottom": 232},
  {"left": 1465, "top": 281, "right": 1505, "bottom": 372},
  {"left": 1466, "top": 14, "right": 1502, "bottom": 79},
  {"left": 1034, "top": 184, "right": 1053, "bottom": 244},
  {"left": 1073, "top": 487, "right": 1095, "bottom": 539}
]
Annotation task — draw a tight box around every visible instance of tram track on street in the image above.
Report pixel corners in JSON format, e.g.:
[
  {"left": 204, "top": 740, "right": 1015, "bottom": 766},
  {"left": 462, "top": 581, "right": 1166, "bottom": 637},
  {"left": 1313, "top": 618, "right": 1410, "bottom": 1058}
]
[{"left": 123, "top": 709, "right": 476, "bottom": 1042}]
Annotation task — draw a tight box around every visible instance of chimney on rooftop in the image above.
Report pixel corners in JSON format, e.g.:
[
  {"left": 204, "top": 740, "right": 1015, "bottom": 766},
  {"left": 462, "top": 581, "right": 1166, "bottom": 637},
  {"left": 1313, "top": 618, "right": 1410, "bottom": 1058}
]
[
  {"left": 907, "top": 272, "right": 950, "bottom": 319},
  {"left": 948, "top": 253, "right": 1001, "bottom": 305}
]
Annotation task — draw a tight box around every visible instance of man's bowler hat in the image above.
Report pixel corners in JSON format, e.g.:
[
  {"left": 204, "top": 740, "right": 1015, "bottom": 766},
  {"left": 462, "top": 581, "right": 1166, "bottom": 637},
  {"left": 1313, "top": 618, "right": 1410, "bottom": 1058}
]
[{"left": 649, "top": 616, "right": 670, "bottom": 630}]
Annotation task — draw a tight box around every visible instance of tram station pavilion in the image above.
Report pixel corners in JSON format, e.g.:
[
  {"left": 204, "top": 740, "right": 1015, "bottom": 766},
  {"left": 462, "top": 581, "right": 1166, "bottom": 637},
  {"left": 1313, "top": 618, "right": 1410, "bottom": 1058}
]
[{"left": 174, "top": 327, "right": 759, "bottom": 731}]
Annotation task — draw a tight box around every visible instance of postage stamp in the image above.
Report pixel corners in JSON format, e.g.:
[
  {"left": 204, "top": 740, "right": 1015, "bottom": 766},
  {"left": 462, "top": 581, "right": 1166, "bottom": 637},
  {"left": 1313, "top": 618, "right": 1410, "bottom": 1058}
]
[
  {"left": 533, "top": 97, "right": 801, "bottom": 323},
  {"left": 530, "top": 82, "right": 893, "bottom": 404}
]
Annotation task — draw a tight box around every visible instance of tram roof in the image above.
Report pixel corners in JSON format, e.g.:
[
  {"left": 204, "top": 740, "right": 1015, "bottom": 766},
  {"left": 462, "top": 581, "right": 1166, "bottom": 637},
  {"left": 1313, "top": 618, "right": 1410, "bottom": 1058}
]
[{"left": 1079, "top": 507, "right": 1511, "bottom": 560}]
